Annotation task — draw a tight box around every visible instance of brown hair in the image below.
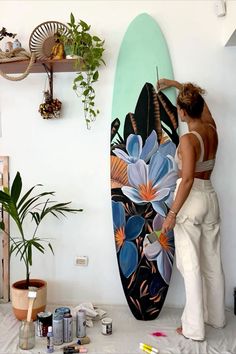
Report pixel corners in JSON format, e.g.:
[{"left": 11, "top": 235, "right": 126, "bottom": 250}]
[{"left": 177, "top": 83, "right": 205, "bottom": 118}]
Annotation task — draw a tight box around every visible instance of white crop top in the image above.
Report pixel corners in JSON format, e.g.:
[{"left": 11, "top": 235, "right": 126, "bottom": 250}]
[{"left": 175, "top": 130, "right": 215, "bottom": 173}]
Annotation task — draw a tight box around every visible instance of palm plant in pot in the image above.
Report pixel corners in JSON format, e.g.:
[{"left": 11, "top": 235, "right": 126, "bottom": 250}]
[
  {"left": 59, "top": 13, "right": 105, "bottom": 129},
  {"left": 0, "top": 171, "right": 82, "bottom": 320}
]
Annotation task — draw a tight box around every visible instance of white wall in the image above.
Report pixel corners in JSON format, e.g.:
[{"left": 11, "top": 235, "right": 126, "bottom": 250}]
[{"left": 1, "top": 1, "right": 236, "bottom": 310}]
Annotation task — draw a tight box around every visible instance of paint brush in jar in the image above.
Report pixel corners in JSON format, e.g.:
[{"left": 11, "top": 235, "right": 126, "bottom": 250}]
[
  {"left": 26, "top": 290, "right": 37, "bottom": 322},
  {"left": 19, "top": 290, "right": 37, "bottom": 349}
]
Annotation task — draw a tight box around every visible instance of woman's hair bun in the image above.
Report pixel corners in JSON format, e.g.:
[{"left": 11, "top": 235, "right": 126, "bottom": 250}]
[{"left": 177, "top": 83, "right": 205, "bottom": 118}]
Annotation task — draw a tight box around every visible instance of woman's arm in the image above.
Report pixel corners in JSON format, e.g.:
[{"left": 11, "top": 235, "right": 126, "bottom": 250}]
[
  {"left": 157, "top": 78, "right": 216, "bottom": 128},
  {"left": 157, "top": 78, "right": 182, "bottom": 91},
  {"left": 161, "top": 134, "right": 196, "bottom": 234},
  {"left": 202, "top": 102, "right": 217, "bottom": 128}
]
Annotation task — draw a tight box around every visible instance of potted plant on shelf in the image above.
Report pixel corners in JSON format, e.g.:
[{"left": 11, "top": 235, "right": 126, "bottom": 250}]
[
  {"left": 0, "top": 171, "right": 82, "bottom": 320},
  {"left": 0, "top": 26, "right": 17, "bottom": 42},
  {"left": 59, "top": 13, "right": 105, "bottom": 129}
]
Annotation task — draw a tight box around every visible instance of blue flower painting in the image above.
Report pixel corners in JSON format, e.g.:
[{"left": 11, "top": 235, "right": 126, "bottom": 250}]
[{"left": 112, "top": 201, "right": 145, "bottom": 278}]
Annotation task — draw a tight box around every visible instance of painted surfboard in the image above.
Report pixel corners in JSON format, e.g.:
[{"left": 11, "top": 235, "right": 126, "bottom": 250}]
[{"left": 110, "top": 13, "right": 179, "bottom": 320}]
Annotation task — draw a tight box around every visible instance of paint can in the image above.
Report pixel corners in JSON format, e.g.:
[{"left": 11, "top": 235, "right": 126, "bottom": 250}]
[
  {"left": 76, "top": 309, "right": 86, "bottom": 338},
  {"left": 37, "top": 311, "right": 53, "bottom": 337},
  {"left": 101, "top": 317, "right": 112, "bottom": 335},
  {"left": 55, "top": 307, "right": 71, "bottom": 316},
  {"left": 63, "top": 313, "right": 73, "bottom": 343},
  {"left": 53, "top": 313, "right": 64, "bottom": 345}
]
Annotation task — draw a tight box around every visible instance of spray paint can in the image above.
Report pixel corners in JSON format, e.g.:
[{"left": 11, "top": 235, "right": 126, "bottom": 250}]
[
  {"left": 76, "top": 309, "right": 86, "bottom": 338},
  {"left": 53, "top": 313, "right": 63, "bottom": 345},
  {"left": 63, "top": 313, "right": 73, "bottom": 343}
]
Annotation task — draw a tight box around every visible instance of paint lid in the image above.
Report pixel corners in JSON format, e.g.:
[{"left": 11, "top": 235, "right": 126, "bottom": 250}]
[
  {"left": 37, "top": 311, "right": 52, "bottom": 324},
  {"left": 101, "top": 317, "right": 112, "bottom": 324},
  {"left": 55, "top": 307, "right": 71, "bottom": 315}
]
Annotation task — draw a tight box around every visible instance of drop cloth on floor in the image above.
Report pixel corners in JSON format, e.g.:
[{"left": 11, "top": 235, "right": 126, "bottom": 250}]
[{"left": 0, "top": 303, "right": 235, "bottom": 354}]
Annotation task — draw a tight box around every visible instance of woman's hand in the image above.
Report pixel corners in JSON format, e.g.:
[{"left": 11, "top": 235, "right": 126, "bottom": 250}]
[
  {"left": 161, "top": 212, "right": 176, "bottom": 234},
  {"left": 157, "top": 79, "right": 182, "bottom": 92}
]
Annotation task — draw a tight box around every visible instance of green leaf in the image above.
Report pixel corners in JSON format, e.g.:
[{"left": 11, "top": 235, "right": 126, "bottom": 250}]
[
  {"left": 17, "top": 184, "right": 41, "bottom": 208},
  {"left": 80, "top": 20, "right": 90, "bottom": 31},
  {"left": 48, "top": 242, "right": 54, "bottom": 255},
  {"left": 93, "top": 71, "right": 99, "bottom": 81},
  {"left": 0, "top": 190, "right": 11, "bottom": 203},
  {"left": 83, "top": 89, "right": 90, "bottom": 96},
  {"left": 89, "top": 109, "right": 96, "bottom": 117},
  {"left": 92, "top": 36, "right": 101, "bottom": 42},
  {"left": 0, "top": 221, "right": 5, "bottom": 231},
  {"left": 3, "top": 186, "right": 10, "bottom": 194},
  {"left": 32, "top": 240, "right": 45, "bottom": 254},
  {"left": 74, "top": 75, "right": 83, "bottom": 82},
  {"left": 30, "top": 211, "right": 40, "bottom": 226},
  {"left": 70, "top": 13, "right": 75, "bottom": 26},
  {"left": 18, "top": 191, "right": 54, "bottom": 222},
  {"left": 80, "top": 81, "right": 87, "bottom": 87},
  {"left": 11, "top": 172, "right": 22, "bottom": 203}
]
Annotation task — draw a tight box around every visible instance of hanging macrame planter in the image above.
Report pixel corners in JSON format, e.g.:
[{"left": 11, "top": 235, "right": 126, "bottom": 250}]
[
  {"left": 39, "top": 90, "right": 62, "bottom": 119},
  {"left": 38, "top": 63, "right": 62, "bottom": 119}
]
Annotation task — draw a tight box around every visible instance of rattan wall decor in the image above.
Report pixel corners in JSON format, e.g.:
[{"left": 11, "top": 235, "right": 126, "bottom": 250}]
[{"left": 29, "top": 21, "right": 69, "bottom": 60}]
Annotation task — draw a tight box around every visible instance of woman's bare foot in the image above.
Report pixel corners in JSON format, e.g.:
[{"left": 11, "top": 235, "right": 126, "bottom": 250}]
[
  {"left": 176, "top": 327, "right": 204, "bottom": 341},
  {"left": 176, "top": 327, "right": 183, "bottom": 336}
]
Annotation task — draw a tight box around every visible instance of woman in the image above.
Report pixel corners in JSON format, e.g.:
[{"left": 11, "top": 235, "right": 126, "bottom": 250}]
[{"left": 158, "top": 79, "right": 225, "bottom": 341}]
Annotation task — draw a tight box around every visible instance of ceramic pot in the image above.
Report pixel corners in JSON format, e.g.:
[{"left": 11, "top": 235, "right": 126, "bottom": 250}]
[{"left": 11, "top": 279, "right": 47, "bottom": 320}]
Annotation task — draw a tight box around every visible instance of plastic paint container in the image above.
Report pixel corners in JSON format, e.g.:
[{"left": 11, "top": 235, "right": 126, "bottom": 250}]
[{"left": 101, "top": 317, "right": 112, "bottom": 335}]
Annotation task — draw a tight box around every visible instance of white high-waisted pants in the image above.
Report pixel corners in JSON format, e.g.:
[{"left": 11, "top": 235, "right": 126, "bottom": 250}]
[{"left": 174, "top": 178, "right": 225, "bottom": 341}]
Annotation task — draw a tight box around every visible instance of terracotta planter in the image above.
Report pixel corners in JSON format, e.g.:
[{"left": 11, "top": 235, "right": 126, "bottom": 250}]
[{"left": 11, "top": 279, "right": 47, "bottom": 320}]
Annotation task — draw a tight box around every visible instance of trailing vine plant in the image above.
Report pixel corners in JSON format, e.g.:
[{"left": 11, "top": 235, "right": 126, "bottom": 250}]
[{"left": 60, "top": 13, "right": 105, "bottom": 128}]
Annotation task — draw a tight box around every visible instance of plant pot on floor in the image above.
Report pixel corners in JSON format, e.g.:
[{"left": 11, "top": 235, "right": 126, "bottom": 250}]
[{"left": 11, "top": 279, "right": 47, "bottom": 320}]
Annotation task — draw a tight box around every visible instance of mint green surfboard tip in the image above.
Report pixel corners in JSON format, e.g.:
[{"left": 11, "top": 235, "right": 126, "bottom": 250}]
[{"left": 112, "top": 13, "right": 175, "bottom": 131}]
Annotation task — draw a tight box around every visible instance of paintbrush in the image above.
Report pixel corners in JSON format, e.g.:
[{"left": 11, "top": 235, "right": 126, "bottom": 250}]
[
  {"left": 156, "top": 65, "right": 160, "bottom": 92},
  {"left": 26, "top": 290, "right": 37, "bottom": 322}
]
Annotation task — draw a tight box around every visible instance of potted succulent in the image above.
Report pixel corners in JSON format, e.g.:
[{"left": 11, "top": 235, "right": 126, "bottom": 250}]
[
  {"left": 59, "top": 13, "right": 105, "bottom": 129},
  {"left": 0, "top": 171, "right": 82, "bottom": 320}
]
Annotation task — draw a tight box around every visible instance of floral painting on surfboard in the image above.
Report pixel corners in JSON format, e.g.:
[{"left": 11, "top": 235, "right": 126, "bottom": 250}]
[{"left": 110, "top": 83, "right": 179, "bottom": 320}]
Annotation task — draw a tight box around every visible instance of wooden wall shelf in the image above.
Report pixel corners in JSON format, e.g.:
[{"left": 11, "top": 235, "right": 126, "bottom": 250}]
[{"left": 0, "top": 59, "right": 78, "bottom": 74}]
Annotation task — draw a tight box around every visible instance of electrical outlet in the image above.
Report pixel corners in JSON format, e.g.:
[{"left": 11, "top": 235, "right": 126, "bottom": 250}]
[
  {"left": 75, "top": 256, "right": 88, "bottom": 266},
  {"left": 215, "top": 0, "right": 226, "bottom": 17}
]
